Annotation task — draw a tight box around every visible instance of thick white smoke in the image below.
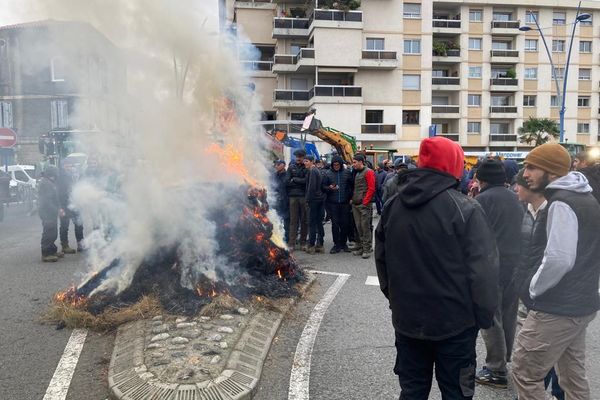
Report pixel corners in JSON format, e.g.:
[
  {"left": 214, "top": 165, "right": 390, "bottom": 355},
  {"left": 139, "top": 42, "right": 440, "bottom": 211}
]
[{"left": 7, "top": 0, "right": 274, "bottom": 294}]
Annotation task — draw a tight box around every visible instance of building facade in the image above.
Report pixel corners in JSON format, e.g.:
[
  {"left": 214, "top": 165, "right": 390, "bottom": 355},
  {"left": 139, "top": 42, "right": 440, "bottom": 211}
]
[
  {"left": 230, "top": 0, "right": 600, "bottom": 155},
  {"left": 0, "top": 20, "right": 126, "bottom": 164}
]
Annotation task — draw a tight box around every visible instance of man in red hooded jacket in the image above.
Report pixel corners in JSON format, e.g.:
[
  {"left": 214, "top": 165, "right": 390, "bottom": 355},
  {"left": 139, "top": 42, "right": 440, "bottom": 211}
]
[{"left": 375, "top": 137, "right": 499, "bottom": 399}]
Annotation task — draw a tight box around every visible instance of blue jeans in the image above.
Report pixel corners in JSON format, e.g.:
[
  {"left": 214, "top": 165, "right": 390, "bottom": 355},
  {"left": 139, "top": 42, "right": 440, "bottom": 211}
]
[{"left": 307, "top": 200, "right": 325, "bottom": 247}]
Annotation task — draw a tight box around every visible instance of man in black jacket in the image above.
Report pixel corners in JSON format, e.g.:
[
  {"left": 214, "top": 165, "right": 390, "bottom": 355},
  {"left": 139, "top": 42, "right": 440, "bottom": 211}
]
[
  {"left": 303, "top": 155, "right": 325, "bottom": 254},
  {"left": 57, "top": 163, "right": 84, "bottom": 253},
  {"left": 513, "top": 143, "right": 600, "bottom": 399},
  {"left": 473, "top": 159, "right": 524, "bottom": 389},
  {"left": 375, "top": 137, "right": 499, "bottom": 399},
  {"left": 322, "top": 155, "right": 353, "bottom": 253},
  {"left": 286, "top": 149, "right": 308, "bottom": 250},
  {"left": 38, "top": 165, "right": 64, "bottom": 262}
]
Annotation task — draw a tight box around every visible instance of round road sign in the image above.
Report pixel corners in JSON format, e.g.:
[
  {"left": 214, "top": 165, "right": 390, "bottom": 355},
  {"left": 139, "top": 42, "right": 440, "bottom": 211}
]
[{"left": 0, "top": 128, "right": 17, "bottom": 148}]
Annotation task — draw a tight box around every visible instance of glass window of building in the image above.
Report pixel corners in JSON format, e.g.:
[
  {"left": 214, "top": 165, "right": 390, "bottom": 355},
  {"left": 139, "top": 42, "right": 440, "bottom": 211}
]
[
  {"left": 469, "top": 9, "right": 483, "bottom": 22},
  {"left": 552, "top": 40, "right": 565, "bottom": 52},
  {"left": 553, "top": 12, "right": 566, "bottom": 25},
  {"left": 579, "top": 68, "right": 591, "bottom": 80},
  {"left": 0, "top": 101, "right": 12, "bottom": 128},
  {"left": 403, "top": 39, "right": 421, "bottom": 54},
  {"left": 523, "top": 95, "right": 537, "bottom": 107},
  {"left": 469, "top": 38, "right": 482, "bottom": 50},
  {"left": 526, "top": 11, "right": 539, "bottom": 24},
  {"left": 553, "top": 68, "right": 565, "bottom": 80},
  {"left": 492, "top": 12, "right": 512, "bottom": 21},
  {"left": 468, "top": 94, "right": 481, "bottom": 106},
  {"left": 580, "top": 41, "right": 592, "bottom": 53},
  {"left": 578, "top": 96, "right": 590, "bottom": 107},
  {"left": 366, "top": 38, "right": 384, "bottom": 51},
  {"left": 490, "top": 122, "right": 510, "bottom": 134},
  {"left": 467, "top": 122, "right": 481, "bottom": 134},
  {"left": 525, "top": 39, "right": 538, "bottom": 52},
  {"left": 402, "top": 110, "right": 420, "bottom": 124},
  {"left": 469, "top": 66, "right": 482, "bottom": 78},
  {"left": 551, "top": 95, "right": 559, "bottom": 107},
  {"left": 403, "top": 74, "right": 421, "bottom": 90},
  {"left": 580, "top": 14, "right": 592, "bottom": 26},
  {"left": 578, "top": 123, "right": 590, "bottom": 133},
  {"left": 403, "top": 3, "right": 421, "bottom": 18},
  {"left": 524, "top": 68, "right": 538, "bottom": 80},
  {"left": 365, "top": 110, "right": 383, "bottom": 124}
]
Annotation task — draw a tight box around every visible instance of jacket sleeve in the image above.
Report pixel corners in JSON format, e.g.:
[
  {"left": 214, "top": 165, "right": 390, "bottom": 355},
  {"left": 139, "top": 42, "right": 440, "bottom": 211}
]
[
  {"left": 374, "top": 214, "right": 389, "bottom": 299},
  {"left": 362, "top": 169, "right": 376, "bottom": 205},
  {"left": 529, "top": 201, "right": 578, "bottom": 299},
  {"left": 461, "top": 202, "right": 499, "bottom": 329}
]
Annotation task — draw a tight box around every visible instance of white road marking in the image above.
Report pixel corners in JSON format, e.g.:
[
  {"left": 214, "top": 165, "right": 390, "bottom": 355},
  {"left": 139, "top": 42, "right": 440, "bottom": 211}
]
[
  {"left": 288, "top": 270, "right": 350, "bottom": 400},
  {"left": 365, "top": 275, "right": 379, "bottom": 286},
  {"left": 43, "top": 329, "right": 88, "bottom": 400}
]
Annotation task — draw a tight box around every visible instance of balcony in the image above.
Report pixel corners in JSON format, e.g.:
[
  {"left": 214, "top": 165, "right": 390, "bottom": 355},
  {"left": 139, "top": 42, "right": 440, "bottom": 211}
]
[
  {"left": 273, "top": 48, "right": 315, "bottom": 73},
  {"left": 432, "top": 77, "right": 461, "bottom": 90},
  {"left": 490, "top": 78, "right": 519, "bottom": 91},
  {"left": 310, "top": 85, "right": 362, "bottom": 104},
  {"left": 273, "top": 17, "right": 310, "bottom": 38},
  {"left": 309, "top": 8, "right": 363, "bottom": 31},
  {"left": 489, "top": 106, "right": 518, "bottom": 117},
  {"left": 360, "top": 50, "right": 398, "bottom": 69},
  {"left": 273, "top": 89, "right": 310, "bottom": 107},
  {"left": 257, "top": 120, "right": 303, "bottom": 135},
  {"left": 240, "top": 60, "right": 273, "bottom": 71},
  {"left": 432, "top": 49, "right": 461, "bottom": 63},
  {"left": 432, "top": 105, "right": 460, "bottom": 118},
  {"left": 432, "top": 19, "right": 461, "bottom": 33},
  {"left": 491, "top": 20, "right": 521, "bottom": 34},
  {"left": 361, "top": 124, "right": 396, "bottom": 134},
  {"left": 437, "top": 133, "right": 460, "bottom": 141},
  {"left": 490, "top": 134, "right": 518, "bottom": 142},
  {"left": 490, "top": 49, "right": 519, "bottom": 62},
  {"left": 235, "top": 0, "right": 275, "bottom": 10}
]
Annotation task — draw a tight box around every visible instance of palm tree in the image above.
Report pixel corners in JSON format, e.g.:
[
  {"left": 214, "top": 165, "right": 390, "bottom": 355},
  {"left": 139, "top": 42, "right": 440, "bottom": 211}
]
[{"left": 518, "top": 117, "right": 560, "bottom": 147}]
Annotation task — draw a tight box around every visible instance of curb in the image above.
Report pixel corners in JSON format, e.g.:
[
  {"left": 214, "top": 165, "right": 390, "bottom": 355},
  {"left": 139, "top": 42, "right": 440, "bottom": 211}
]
[{"left": 107, "top": 276, "right": 315, "bottom": 400}]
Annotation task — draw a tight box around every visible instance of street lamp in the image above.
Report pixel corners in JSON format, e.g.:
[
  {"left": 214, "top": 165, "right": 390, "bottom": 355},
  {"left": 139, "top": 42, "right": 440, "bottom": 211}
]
[{"left": 519, "top": 3, "right": 591, "bottom": 142}]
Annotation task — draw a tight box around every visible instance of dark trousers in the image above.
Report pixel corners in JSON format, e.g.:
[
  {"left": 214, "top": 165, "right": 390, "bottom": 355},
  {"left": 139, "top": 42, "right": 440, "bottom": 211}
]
[
  {"left": 395, "top": 327, "right": 478, "bottom": 400},
  {"left": 544, "top": 367, "right": 564, "bottom": 400},
  {"left": 307, "top": 200, "right": 325, "bottom": 247},
  {"left": 288, "top": 196, "right": 307, "bottom": 246},
  {"left": 41, "top": 218, "right": 58, "bottom": 256},
  {"left": 60, "top": 211, "right": 84, "bottom": 246},
  {"left": 327, "top": 202, "right": 350, "bottom": 248}
]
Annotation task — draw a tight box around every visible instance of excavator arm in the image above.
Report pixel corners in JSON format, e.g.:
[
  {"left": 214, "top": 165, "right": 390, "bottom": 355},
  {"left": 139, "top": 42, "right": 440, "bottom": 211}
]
[{"left": 302, "top": 112, "right": 357, "bottom": 164}]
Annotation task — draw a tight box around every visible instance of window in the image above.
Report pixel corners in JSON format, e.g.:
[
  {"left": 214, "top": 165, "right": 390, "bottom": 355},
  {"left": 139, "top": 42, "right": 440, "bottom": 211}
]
[
  {"left": 492, "top": 41, "right": 511, "bottom": 50},
  {"left": 553, "top": 11, "right": 566, "bottom": 25},
  {"left": 523, "top": 95, "right": 537, "bottom": 107},
  {"left": 469, "top": 9, "right": 483, "bottom": 22},
  {"left": 552, "top": 40, "right": 565, "bottom": 52},
  {"left": 51, "top": 57, "right": 66, "bottom": 82},
  {"left": 579, "top": 68, "right": 591, "bottom": 80},
  {"left": 551, "top": 95, "right": 559, "bottom": 107},
  {"left": 553, "top": 68, "right": 565, "bottom": 80},
  {"left": 491, "top": 95, "right": 512, "bottom": 106},
  {"left": 468, "top": 94, "right": 481, "bottom": 106},
  {"left": 365, "top": 110, "right": 383, "bottom": 124},
  {"left": 432, "top": 69, "right": 449, "bottom": 77},
  {"left": 580, "top": 41, "right": 592, "bottom": 53},
  {"left": 490, "top": 122, "right": 510, "bottom": 134},
  {"left": 525, "top": 39, "right": 538, "bottom": 52},
  {"left": 403, "top": 74, "right": 421, "bottom": 90},
  {"left": 469, "top": 66, "right": 482, "bottom": 78},
  {"left": 290, "top": 113, "right": 305, "bottom": 121},
  {"left": 467, "top": 121, "right": 481, "bottom": 134},
  {"left": 526, "top": 11, "right": 539, "bottom": 24},
  {"left": 51, "top": 100, "right": 69, "bottom": 128},
  {"left": 402, "top": 110, "right": 419, "bottom": 124},
  {"left": 468, "top": 38, "right": 482, "bottom": 50},
  {"left": 366, "top": 38, "right": 384, "bottom": 51},
  {"left": 578, "top": 96, "right": 590, "bottom": 107},
  {"left": 403, "top": 39, "right": 421, "bottom": 54},
  {"left": 578, "top": 123, "right": 590, "bottom": 133},
  {"left": 493, "top": 12, "right": 512, "bottom": 21},
  {"left": 403, "top": 3, "right": 421, "bottom": 18},
  {"left": 290, "top": 78, "right": 308, "bottom": 90},
  {"left": 524, "top": 67, "right": 538, "bottom": 80},
  {"left": 0, "top": 101, "right": 12, "bottom": 128}
]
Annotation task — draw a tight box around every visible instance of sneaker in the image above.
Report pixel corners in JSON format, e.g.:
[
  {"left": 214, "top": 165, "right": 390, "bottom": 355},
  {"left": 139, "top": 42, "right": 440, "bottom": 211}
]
[
  {"left": 306, "top": 246, "right": 316, "bottom": 254},
  {"left": 42, "top": 255, "right": 59, "bottom": 262},
  {"left": 475, "top": 367, "right": 508, "bottom": 389},
  {"left": 329, "top": 246, "right": 341, "bottom": 254},
  {"left": 361, "top": 251, "right": 372, "bottom": 259},
  {"left": 352, "top": 249, "right": 363, "bottom": 256},
  {"left": 62, "top": 245, "right": 76, "bottom": 254}
]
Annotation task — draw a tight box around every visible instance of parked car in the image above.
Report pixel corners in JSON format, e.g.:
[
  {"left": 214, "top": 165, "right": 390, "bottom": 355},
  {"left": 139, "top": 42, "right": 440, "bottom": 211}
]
[{"left": 5, "top": 165, "right": 37, "bottom": 202}]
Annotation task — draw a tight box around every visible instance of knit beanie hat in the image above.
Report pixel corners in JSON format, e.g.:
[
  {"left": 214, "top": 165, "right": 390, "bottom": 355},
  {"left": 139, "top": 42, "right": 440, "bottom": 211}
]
[
  {"left": 524, "top": 143, "right": 571, "bottom": 177},
  {"left": 476, "top": 159, "right": 506, "bottom": 185},
  {"left": 353, "top": 154, "right": 365, "bottom": 163},
  {"left": 418, "top": 136, "right": 464, "bottom": 179}
]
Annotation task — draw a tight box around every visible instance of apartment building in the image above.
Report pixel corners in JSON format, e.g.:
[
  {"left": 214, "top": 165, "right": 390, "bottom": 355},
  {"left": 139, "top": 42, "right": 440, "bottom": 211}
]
[{"left": 231, "top": 0, "right": 600, "bottom": 155}]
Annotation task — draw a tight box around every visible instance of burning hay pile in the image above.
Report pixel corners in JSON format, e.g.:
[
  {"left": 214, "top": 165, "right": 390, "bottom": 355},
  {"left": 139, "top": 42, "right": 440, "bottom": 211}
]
[{"left": 49, "top": 184, "right": 304, "bottom": 329}]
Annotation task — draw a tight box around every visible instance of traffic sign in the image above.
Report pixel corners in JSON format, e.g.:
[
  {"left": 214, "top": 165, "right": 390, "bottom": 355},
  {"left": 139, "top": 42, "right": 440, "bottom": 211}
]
[{"left": 0, "top": 128, "right": 17, "bottom": 148}]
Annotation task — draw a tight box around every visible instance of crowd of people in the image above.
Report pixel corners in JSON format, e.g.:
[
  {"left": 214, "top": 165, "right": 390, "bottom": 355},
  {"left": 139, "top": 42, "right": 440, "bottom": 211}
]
[{"left": 375, "top": 137, "right": 600, "bottom": 400}]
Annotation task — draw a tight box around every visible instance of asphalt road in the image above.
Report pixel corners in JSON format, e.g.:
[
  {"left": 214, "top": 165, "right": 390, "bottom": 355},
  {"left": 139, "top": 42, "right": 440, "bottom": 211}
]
[{"left": 2, "top": 206, "right": 600, "bottom": 399}]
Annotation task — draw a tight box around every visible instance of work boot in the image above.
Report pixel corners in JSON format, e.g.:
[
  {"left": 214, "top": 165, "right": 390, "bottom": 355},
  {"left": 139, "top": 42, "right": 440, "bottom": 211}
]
[
  {"left": 42, "top": 255, "right": 59, "bottom": 262},
  {"left": 62, "top": 245, "right": 76, "bottom": 254},
  {"left": 306, "top": 246, "right": 316, "bottom": 254},
  {"left": 315, "top": 245, "right": 325, "bottom": 253},
  {"left": 361, "top": 251, "right": 372, "bottom": 259},
  {"left": 475, "top": 366, "right": 508, "bottom": 389},
  {"left": 329, "top": 246, "right": 340, "bottom": 254}
]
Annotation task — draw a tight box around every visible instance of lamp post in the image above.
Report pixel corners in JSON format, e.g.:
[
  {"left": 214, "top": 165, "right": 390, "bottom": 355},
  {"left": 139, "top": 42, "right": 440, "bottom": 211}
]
[{"left": 519, "top": 2, "right": 591, "bottom": 142}]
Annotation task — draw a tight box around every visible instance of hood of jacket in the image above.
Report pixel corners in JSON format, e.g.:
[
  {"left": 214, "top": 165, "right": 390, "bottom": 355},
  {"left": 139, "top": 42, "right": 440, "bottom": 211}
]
[
  {"left": 330, "top": 155, "right": 345, "bottom": 167},
  {"left": 398, "top": 169, "right": 460, "bottom": 208},
  {"left": 546, "top": 171, "right": 592, "bottom": 194}
]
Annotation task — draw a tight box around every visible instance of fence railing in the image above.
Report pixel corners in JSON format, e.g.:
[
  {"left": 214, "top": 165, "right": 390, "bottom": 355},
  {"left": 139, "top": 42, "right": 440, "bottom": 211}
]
[
  {"left": 490, "top": 106, "right": 518, "bottom": 113},
  {"left": 274, "top": 90, "right": 310, "bottom": 101},
  {"left": 491, "top": 50, "right": 519, "bottom": 57},
  {"left": 312, "top": 85, "right": 362, "bottom": 97},
  {"left": 491, "top": 20, "right": 520, "bottom": 29},
  {"left": 432, "top": 105, "right": 460, "bottom": 113},
  {"left": 273, "top": 17, "right": 310, "bottom": 30},
  {"left": 437, "top": 133, "right": 459, "bottom": 141},
  {"left": 311, "top": 9, "right": 363, "bottom": 22},
  {"left": 432, "top": 77, "right": 460, "bottom": 85},
  {"left": 361, "top": 124, "right": 396, "bottom": 134},
  {"left": 240, "top": 60, "right": 273, "bottom": 71},
  {"left": 490, "top": 78, "right": 518, "bottom": 86},
  {"left": 433, "top": 19, "right": 461, "bottom": 28},
  {"left": 490, "top": 134, "right": 518, "bottom": 141},
  {"left": 361, "top": 50, "right": 397, "bottom": 60}
]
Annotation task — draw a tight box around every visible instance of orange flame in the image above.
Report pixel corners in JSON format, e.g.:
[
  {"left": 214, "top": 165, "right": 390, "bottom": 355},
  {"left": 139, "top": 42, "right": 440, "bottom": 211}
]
[
  {"left": 53, "top": 286, "right": 87, "bottom": 308},
  {"left": 206, "top": 143, "right": 261, "bottom": 187}
]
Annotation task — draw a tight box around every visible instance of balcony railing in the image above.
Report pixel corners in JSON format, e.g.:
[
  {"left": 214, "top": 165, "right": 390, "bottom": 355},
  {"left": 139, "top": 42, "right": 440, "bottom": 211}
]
[
  {"left": 311, "top": 85, "right": 362, "bottom": 97},
  {"left": 274, "top": 90, "right": 310, "bottom": 101},
  {"left": 491, "top": 20, "right": 521, "bottom": 29},
  {"left": 432, "top": 105, "right": 460, "bottom": 113},
  {"left": 490, "top": 106, "right": 518, "bottom": 113},
  {"left": 240, "top": 60, "right": 273, "bottom": 71},
  {"left": 437, "top": 133, "right": 459, "bottom": 141},
  {"left": 362, "top": 50, "right": 397, "bottom": 60},
  {"left": 273, "top": 17, "right": 310, "bottom": 29},
  {"left": 432, "top": 77, "right": 460, "bottom": 85},
  {"left": 432, "top": 19, "right": 461, "bottom": 28},
  {"left": 311, "top": 9, "right": 363, "bottom": 22},
  {"left": 490, "top": 78, "right": 518, "bottom": 86},
  {"left": 491, "top": 50, "right": 519, "bottom": 57},
  {"left": 433, "top": 49, "right": 460, "bottom": 57},
  {"left": 361, "top": 124, "right": 396, "bottom": 134},
  {"left": 274, "top": 48, "right": 315, "bottom": 65},
  {"left": 258, "top": 120, "right": 303, "bottom": 134},
  {"left": 490, "top": 134, "right": 518, "bottom": 141}
]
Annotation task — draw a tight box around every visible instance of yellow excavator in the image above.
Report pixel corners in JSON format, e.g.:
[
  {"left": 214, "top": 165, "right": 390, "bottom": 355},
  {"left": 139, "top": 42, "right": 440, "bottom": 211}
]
[{"left": 301, "top": 109, "right": 357, "bottom": 164}]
